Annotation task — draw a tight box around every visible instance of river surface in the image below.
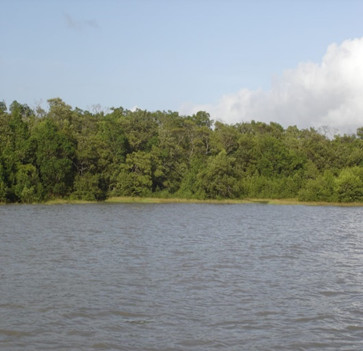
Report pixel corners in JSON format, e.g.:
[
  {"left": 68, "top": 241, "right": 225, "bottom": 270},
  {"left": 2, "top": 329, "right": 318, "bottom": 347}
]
[{"left": 0, "top": 203, "right": 362, "bottom": 350}]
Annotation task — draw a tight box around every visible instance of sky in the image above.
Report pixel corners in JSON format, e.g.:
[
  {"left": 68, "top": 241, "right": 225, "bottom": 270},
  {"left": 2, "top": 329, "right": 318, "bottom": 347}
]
[{"left": 1, "top": 0, "right": 363, "bottom": 134}]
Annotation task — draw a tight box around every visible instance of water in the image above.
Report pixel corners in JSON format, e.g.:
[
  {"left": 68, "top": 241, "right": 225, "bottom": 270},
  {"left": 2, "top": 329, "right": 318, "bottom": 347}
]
[{"left": 0, "top": 203, "right": 362, "bottom": 350}]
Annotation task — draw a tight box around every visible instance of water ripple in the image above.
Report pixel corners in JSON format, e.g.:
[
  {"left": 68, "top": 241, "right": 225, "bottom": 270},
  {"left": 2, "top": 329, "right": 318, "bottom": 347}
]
[{"left": 0, "top": 203, "right": 362, "bottom": 350}]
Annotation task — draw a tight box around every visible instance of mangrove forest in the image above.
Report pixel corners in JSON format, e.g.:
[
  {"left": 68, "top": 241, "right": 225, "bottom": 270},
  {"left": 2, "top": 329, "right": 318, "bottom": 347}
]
[{"left": 0, "top": 98, "right": 362, "bottom": 203}]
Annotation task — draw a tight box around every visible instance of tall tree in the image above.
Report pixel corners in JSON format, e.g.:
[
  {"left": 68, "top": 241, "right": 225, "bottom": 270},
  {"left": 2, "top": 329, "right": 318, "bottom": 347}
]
[{"left": 32, "top": 119, "right": 76, "bottom": 198}]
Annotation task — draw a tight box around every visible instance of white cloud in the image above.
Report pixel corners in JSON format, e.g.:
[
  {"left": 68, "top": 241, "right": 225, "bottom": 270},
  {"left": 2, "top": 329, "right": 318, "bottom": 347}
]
[
  {"left": 130, "top": 105, "right": 140, "bottom": 112},
  {"left": 182, "top": 37, "right": 363, "bottom": 134}
]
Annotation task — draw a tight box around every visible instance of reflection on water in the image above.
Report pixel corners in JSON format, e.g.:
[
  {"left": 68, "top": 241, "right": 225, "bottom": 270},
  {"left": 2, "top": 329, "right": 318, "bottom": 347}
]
[{"left": 0, "top": 203, "right": 362, "bottom": 350}]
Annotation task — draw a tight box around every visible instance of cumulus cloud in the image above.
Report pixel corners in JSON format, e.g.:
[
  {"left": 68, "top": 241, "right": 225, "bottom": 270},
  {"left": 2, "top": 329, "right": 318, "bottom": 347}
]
[{"left": 183, "top": 37, "right": 363, "bottom": 134}]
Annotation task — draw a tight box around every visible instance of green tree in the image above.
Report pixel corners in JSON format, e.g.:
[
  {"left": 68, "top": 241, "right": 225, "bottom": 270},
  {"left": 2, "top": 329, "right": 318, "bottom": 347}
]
[
  {"left": 14, "top": 164, "right": 43, "bottom": 203},
  {"left": 254, "top": 135, "right": 301, "bottom": 177},
  {"left": 0, "top": 101, "right": 36, "bottom": 200},
  {"left": 0, "top": 163, "right": 7, "bottom": 202},
  {"left": 300, "top": 128, "right": 333, "bottom": 171},
  {"left": 71, "top": 173, "right": 105, "bottom": 201},
  {"left": 335, "top": 167, "right": 363, "bottom": 202},
  {"left": 196, "top": 150, "right": 241, "bottom": 199},
  {"left": 32, "top": 119, "right": 76, "bottom": 198},
  {"left": 0, "top": 101, "right": 7, "bottom": 114},
  {"left": 234, "top": 134, "right": 257, "bottom": 175},
  {"left": 211, "top": 121, "right": 239, "bottom": 155},
  {"left": 298, "top": 171, "right": 337, "bottom": 202},
  {"left": 111, "top": 151, "right": 153, "bottom": 196},
  {"left": 188, "top": 111, "right": 213, "bottom": 128},
  {"left": 47, "top": 98, "right": 73, "bottom": 131},
  {"left": 118, "top": 109, "right": 158, "bottom": 152},
  {"left": 0, "top": 99, "right": 362, "bottom": 203}
]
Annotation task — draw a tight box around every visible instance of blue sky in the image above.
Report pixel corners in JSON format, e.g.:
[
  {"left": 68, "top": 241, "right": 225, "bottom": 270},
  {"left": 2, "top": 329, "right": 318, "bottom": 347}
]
[{"left": 1, "top": 0, "right": 363, "bottom": 132}]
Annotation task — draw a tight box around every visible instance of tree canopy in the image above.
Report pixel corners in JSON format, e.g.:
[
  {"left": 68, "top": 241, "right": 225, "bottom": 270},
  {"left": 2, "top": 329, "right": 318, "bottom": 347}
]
[{"left": 0, "top": 98, "right": 362, "bottom": 203}]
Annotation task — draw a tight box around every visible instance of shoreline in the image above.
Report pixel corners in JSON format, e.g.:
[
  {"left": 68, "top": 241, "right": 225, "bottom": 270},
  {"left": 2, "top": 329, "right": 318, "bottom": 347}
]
[
  {"left": 106, "top": 197, "right": 363, "bottom": 207},
  {"left": 1, "top": 197, "right": 362, "bottom": 207},
  {"left": 35, "top": 197, "right": 363, "bottom": 207}
]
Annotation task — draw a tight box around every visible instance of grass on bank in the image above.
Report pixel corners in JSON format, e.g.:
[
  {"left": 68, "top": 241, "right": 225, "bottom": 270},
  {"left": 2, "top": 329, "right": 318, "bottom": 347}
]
[
  {"left": 2, "top": 197, "right": 362, "bottom": 206},
  {"left": 105, "top": 196, "right": 363, "bottom": 207}
]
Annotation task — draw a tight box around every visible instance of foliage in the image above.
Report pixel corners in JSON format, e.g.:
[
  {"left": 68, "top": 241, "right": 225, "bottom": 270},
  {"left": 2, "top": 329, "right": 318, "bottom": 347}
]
[
  {"left": 335, "top": 167, "right": 363, "bottom": 202},
  {"left": 111, "top": 151, "right": 153, "bottom": 197},
  {"left": 14, "top": 164, "right": 43, "bottom": 203},
  {"left": 71, "top": 173, "right": 106, "bottom": 201},
  {"left": 298, "top": 171, "right": 337, "bottom": 202},
  {"left": 32, "top": 119, "right": 76, "bottom": 199},
  {"left": 298, "top": 168, "right": 363, "bottom": 202},
  {"left": 196, "top": 150, "right": 241, "bottom": 199},
  {"left": 0, "top": 97, "right": 362, "bottom": 203}
]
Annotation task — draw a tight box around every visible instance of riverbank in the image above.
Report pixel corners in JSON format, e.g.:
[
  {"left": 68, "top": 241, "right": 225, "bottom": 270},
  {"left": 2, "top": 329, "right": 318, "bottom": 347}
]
[
  {"left": 40, "top": 196, "right": 363, "bottom": 207},
  {"left": 1, "top": 196, "right": 362, "bottom": 206}
]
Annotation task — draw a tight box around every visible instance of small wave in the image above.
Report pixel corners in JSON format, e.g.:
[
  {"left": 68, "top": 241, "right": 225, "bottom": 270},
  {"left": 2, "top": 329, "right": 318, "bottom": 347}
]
[
  {"left": 345, "top": 325, "right": 363, "bottom": 331},
  {"left": 92, "top": 342, "right": 121, "bottom": 349},
  {"left": 0, "top": 304, "right": 24, "bottom": 309},
  {"left": 292, "top": 314, "right": 334, "bottom": 323},
  {"left": 319, "top": 290, "right": 344, "bottom": 297},
  {"left": 0, "top": 329, "right": 31, "bottom": 337},
  {"left": 110, "top": 310, "right": 149, "bottom": 318},
  {"left": 255, "top": 310, "right": 280, "bottom": 316},
  {"left": 126, "top": 319, "right": 153, "bottom": 325}
]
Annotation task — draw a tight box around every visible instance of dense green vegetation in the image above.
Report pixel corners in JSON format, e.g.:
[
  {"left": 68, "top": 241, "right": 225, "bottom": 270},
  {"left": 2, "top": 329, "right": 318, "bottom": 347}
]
[{"left": 0, "top": 98, "right": 362, "bottom": 203}]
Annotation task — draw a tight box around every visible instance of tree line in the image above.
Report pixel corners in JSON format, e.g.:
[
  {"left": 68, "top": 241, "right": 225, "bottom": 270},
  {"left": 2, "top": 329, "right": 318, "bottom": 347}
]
[{"left": 0, "top": 98, "right": 362, "bottom": 203}]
